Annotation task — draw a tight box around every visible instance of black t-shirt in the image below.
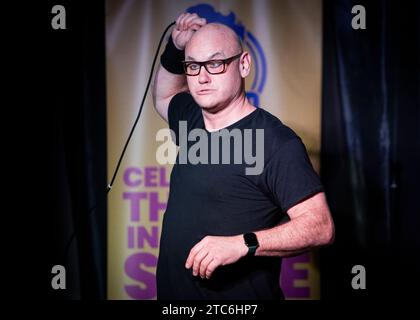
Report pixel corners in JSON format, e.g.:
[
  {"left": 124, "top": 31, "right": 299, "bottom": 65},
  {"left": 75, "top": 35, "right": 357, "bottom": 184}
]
[{"left": 156, "top": 92, "right": 323, "bottom": 300}]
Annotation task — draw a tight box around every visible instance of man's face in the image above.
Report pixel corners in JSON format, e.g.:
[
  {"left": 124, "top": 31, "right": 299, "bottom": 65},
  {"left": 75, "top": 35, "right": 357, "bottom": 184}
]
[{"left": 185, "top": 28, "right": 243, "bottom": 111}]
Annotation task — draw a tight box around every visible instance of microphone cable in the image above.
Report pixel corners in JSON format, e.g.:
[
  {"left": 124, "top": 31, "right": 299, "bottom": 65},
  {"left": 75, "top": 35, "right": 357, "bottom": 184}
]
[{"left": 62, "top": 21, "right": 176, "bottom": 262}]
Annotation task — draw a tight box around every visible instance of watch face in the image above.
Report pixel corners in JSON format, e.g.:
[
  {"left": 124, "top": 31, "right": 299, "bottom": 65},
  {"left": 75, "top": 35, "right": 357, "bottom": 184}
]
[{"left": 244, "top": 233, "right": 258, "bottom": 246}]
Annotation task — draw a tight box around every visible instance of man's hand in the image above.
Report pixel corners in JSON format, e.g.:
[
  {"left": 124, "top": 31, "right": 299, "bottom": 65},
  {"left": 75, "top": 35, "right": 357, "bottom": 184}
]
[
  {"left": 172, "top": 13, "right": 206, "bottom": 50},
  {"left": 185, "top": 235, "right": 248, "bottom": 279}
]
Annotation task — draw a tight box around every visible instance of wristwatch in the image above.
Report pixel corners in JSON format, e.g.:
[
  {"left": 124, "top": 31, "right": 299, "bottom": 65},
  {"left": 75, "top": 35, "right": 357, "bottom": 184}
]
[{"left": 243, "top": 232, "right": 259, "bottom": 256}]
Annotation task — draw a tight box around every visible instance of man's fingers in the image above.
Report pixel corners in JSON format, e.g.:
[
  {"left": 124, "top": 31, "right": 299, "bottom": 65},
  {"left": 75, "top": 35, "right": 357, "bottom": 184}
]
[
  {"left": 187, "top": 16, "right": 206, "bottom": 29},
  {"left": 192, "top": 250, "right": 208, "bottom": 277},
  {"left": 205, "top": 258, "right": 219, "bottom": 279},
  {"left": 176, "top": 13, "right": 188, "bottom": 30},
  {"left": 185, "top": 250, "right": 196, "bottom": 269},
  {"left": 188, "top": 20, "right": 206, "bottom": 33},
  {"left": 175, "top": 13, "right": 186, "bottom": 30},
  {"left": 176, "top": 13, "right": 205, "bottom": 32},
  {"left": 199, "top": 255, "right": 213, "bottom": 278},
  {"left": 178, "top": 14, "right": 186, "bottom": 31},
  {"left": 180, "top": 13, "right": 195, "bottom": 30},
  {"left": 183, "top": 13, "right": 199, "bottom": 30},
  {"left": 185, "top": 242, "right": 203, "bottom": 269},
  {"left": 191, "top": 17, "right": 206, "bottom": 27},
  {"left": 190, "top": 24, "right": 200, "bottom": 32}
]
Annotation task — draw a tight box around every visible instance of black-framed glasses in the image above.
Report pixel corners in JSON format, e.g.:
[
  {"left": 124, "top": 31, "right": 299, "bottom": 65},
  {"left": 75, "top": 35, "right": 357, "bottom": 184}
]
[{"left": 182, "top": 52, "right": 243, "bottom": 76}]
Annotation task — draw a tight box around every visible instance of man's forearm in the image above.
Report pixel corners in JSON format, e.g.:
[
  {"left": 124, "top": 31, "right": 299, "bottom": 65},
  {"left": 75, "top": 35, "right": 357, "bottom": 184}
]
[
  {"left": 254, "top": 211, "right": 333, "bottom": 257},
  {"left": 152, "top": 33, "right": 188, "bottom": 104},
  {"left": 152, "top": 64, "right": 187, "bottom": 121},
  {"left": 185, "top": 206, "right": 334, "bottom": 279},
  {"left": 152, "top": 64, "right": 187, "bottom": 103},
  {"left": 152, "top": 14, "right": 207, "bottom": 121}
]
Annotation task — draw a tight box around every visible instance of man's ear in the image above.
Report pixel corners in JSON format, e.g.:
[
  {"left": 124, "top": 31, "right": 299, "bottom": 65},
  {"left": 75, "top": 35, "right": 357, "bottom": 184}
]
[{"left": 239, "top": 51, "right": 251, "bottom": 78}]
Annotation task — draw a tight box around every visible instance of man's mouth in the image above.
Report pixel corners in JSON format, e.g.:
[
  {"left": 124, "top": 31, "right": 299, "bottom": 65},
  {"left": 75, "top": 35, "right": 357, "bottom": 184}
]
[{"left": 197, "top": 89, "right": 214, "bottom": 95}]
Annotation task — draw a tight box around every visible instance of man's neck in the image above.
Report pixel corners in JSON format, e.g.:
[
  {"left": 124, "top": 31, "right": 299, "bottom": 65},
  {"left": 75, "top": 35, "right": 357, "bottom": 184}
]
[{"left": 202, "top": 95, "right": 256, "bottom": 132}]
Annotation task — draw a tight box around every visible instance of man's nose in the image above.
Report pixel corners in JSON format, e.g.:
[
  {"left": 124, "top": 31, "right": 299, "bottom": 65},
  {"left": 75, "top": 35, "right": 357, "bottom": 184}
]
[{"left": 198, "top": 66, "right": 211, "bottom": 84}]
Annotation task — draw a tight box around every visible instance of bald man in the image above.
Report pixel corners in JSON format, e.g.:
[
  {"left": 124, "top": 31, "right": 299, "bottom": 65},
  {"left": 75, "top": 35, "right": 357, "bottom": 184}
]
[{"left": 152, "top": 13, "right": 334, "bottom": 300}]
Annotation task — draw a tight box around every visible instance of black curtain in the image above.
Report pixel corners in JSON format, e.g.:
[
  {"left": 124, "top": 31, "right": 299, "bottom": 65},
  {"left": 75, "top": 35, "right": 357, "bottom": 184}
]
[
  {"left": 321, "top": 0, "right": 420, "bottom": 298},
  {"left": 47, "top": 1, "right": 107, "bottom": 299}
]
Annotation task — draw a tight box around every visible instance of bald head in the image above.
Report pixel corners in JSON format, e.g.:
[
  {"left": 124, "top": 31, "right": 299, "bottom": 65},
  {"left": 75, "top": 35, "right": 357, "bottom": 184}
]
[
  {"left": 186, "top": 23, "right": 243, "bottom": 60},
  {"left": 182, "top": 22, "right": 253, "bottom": 112}
]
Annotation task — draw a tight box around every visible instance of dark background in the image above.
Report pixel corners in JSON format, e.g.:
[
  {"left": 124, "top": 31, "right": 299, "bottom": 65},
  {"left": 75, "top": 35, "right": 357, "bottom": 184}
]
[
  {"left": 321, "top": 0, "right": 420, "bottom": 299},
  {"left": 46, "top": 1, "right": 107, "bottom": 299},
  {"left": 38, "top": 0, "right": 419, "bottom": 300}
]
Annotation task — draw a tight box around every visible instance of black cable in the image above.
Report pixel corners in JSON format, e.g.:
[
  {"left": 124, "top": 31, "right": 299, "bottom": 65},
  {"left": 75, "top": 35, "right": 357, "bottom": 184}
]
[{"left": 63, "top": 21, "right": 176, "bottom": 262}]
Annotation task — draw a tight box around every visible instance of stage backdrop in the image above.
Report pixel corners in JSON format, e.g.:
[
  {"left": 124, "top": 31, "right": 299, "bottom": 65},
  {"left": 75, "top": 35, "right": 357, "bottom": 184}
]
[{"left": 106, "top": 0, "right": 322, "bottom": 300}]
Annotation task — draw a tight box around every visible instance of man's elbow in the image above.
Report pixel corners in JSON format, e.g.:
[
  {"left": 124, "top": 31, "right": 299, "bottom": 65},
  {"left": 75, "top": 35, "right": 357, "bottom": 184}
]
[{"left": 321, "top": 215, "right": 335, "bottom": 246}]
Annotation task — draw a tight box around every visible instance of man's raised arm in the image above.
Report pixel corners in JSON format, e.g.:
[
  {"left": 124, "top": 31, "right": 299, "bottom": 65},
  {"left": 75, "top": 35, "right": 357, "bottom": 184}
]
[{"left": 152, "top": 13, "right": 206, "bottom": 122}]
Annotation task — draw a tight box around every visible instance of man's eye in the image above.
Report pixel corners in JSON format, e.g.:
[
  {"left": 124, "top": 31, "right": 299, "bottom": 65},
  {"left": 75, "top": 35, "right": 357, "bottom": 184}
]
[
  {"left": 188, "top": 64, "right": 200, "bottom": 70},
  {"left": 207, "top": 61, "right": 223, "bottom": 68}
]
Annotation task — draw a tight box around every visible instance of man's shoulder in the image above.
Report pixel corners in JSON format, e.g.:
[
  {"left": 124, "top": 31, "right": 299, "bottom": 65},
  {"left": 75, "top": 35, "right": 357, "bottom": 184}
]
[
  {"left": 170, "top": 91, "right": 196, "bottom": 107},
  {"left": 255, "top": 107, "right": 300, "bottom": 147},
  {"left": 168, "top": 91, "right": 201, "bottom": 123}
]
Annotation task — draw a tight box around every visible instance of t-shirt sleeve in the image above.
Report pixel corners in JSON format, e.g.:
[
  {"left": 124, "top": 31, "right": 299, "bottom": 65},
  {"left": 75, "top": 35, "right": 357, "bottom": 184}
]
[
  {"left": 260, "top": 137, "right": 324, "bottom": 213},
  {"left": 168, "top": 92, "right": 201, "bottom": 146}
]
